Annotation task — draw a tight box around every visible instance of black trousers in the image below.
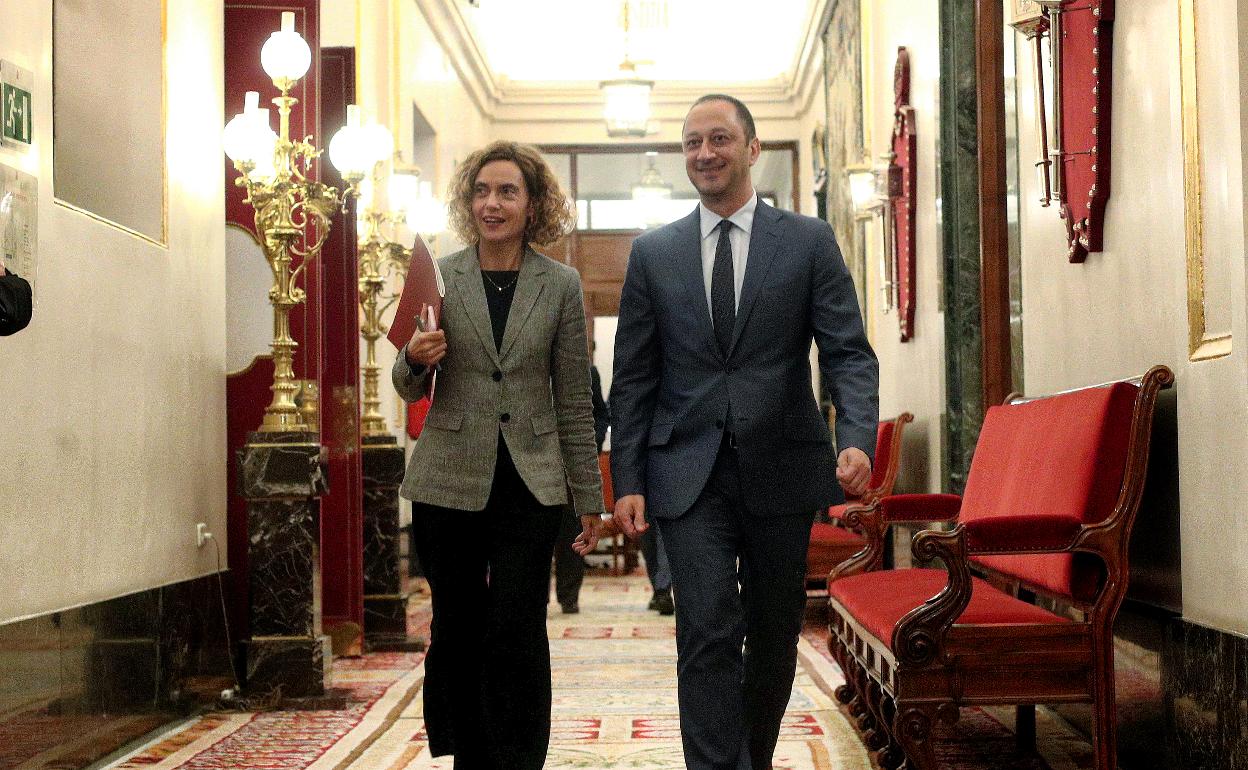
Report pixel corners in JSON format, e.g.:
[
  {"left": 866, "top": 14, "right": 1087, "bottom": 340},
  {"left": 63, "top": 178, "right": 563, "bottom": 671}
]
[
  {"left": 411, "top": 444, "right": 562, "bottom": 770},
  {"left": 656, "top": 439, "right": 815, "bottom": 770}
]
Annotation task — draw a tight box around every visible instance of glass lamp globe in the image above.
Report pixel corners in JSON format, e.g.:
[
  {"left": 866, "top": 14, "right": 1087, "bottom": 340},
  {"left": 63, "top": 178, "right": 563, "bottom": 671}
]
[
  {"left": 260, "top": 12, "right": 311, "bottom": 86},
  {"left": 388, "top": 168, "right": 421, "bottom": 214},
  {"left": 847, "top": 168, "right": 877, "bottom": 215},
  {"left": 223, "top": 91, "right": 263, "bottom": 164},
  {"left": 328, "top": 104, "right": 370, "bottom": 180},
  {"left": 361, "top": 123, "right": 395, "bottom": 167},
  {"left": 602, "top": 65, "right": 653, "bottom": 138},
  {"left": 407, "top": 181, "right": 447, "bottom": 236},
  {"left": 246, "top": 109, "right": 279, "bottom": 182}
]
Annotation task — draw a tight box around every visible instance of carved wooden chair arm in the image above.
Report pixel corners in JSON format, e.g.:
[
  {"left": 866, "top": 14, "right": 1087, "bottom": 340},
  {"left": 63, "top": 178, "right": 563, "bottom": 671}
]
[{"left": 891, "top": 527, "right": 972, "bottom": 667}]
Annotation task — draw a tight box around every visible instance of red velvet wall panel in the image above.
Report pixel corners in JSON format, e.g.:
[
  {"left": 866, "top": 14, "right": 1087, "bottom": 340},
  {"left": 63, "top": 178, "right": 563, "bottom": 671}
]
[
  {"left": 318, "top": 46, "right": 363, "bottom": 632},
  {"left": 225, "top": 357, "right": 274, "bottom": 640},
  {"left": 224, "top": 0, "right": 324, "bottom": 639}
]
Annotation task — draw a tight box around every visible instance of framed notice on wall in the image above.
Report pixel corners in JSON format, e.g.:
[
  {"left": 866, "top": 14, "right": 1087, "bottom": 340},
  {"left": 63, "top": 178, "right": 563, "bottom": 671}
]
[{"left": 1, "top": 163, "right": 38, "bottom": 290}]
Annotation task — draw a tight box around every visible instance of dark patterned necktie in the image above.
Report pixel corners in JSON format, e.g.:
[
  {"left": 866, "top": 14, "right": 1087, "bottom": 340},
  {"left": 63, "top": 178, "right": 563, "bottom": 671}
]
[{"left": 711, "top": 219, "right": 736, "bottom": 356}]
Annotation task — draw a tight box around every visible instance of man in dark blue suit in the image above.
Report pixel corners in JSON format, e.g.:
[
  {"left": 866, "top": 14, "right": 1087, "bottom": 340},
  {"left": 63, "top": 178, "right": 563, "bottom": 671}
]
[{"left": 610, "top": 95, "right": 878, "bottom": 770}]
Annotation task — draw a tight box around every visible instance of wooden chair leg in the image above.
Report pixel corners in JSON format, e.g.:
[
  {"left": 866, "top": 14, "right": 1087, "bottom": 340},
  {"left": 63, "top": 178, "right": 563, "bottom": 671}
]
[
  {"left": 1091, "top": 647, "right": 1120, "bottom": 770},
  {"left": 876, "top": 695, "right": 905, "bottom": 770},
  {"left": 893, "top": 702, "right": 958, "bottom": 770},
  {"left": 863, "top": 680, "right": 887, "bottom": 750},
  {"left": 1015, "top": 704, "right": 1036, "bottom": 754}
]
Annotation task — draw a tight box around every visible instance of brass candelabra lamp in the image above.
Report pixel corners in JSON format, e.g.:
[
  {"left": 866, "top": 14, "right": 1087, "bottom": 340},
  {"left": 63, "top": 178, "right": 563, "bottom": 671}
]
[
  {"left": 224, "top": 12, "right": 379, "bottom": 432},
  {"left": 355, "top": 158, "right": 445, "bottom": 437}
]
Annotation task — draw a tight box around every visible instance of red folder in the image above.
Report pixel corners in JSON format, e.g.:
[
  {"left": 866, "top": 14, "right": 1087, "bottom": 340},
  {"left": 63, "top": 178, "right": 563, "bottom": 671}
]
[{"left": 387, "top": 235, "right": 445, "bottom": 350}]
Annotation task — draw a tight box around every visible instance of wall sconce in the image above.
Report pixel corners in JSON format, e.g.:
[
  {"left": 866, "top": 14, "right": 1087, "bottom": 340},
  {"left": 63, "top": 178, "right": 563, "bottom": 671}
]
[
  {"left": 843, "top": 47, "right": 917, "bottom": 342},
  {"left": 1009, "top": 0, "right": 1114, "bottom": 263},
  {"left": 223, "top": 12, "right": 382, "bottom": 432},
  {"left": 846, "top": 158, "right": 896, "bottom": 312}
]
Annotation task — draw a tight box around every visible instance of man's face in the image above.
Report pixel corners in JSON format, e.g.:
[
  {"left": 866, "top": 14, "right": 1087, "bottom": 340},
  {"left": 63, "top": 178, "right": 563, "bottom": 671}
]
[{"left": 682, "top": 100, "right": 760, "bottom": 203}]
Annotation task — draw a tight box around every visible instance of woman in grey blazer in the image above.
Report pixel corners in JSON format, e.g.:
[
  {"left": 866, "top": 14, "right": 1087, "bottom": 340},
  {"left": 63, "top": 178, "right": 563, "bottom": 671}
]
[{"left": 393, "top": 140, "right": 604, "bottom": 769}]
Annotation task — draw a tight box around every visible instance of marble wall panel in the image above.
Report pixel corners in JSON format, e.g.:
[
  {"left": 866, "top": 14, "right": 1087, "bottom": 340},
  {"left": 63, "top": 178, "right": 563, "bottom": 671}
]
[{"left": 0, "top": 574, "right": 233, "bottom": 769}]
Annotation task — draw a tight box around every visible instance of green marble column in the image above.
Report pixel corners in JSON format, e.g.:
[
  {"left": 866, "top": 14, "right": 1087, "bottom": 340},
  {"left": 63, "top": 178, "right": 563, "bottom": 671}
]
[{"left": 938, "top": 0, "right": 984, "bottom": 495}]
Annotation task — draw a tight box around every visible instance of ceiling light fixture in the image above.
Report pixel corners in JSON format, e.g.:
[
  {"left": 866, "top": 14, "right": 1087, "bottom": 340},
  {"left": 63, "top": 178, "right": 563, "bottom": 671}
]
[{"left": 600, "top": 1, "right": 662, "bottom": 138}]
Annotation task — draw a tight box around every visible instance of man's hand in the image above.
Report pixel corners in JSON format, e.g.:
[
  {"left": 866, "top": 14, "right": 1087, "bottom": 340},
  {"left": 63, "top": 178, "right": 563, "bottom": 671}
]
[
  {"left": 836, "top": 448, "right": 872, "bottom": 497},
  {"left": 572, "top": 514, "right": 604, "bottom": 556},
  {"left": 614, "top": 494, "right": 648, "bottom": 537},
  {"left": 405, "top": 328, "right": 447, "bottom": 368}
]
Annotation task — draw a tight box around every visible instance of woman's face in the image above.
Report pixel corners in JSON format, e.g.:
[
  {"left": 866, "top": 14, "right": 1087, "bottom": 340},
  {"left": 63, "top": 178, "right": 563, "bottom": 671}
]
[{"left": 471, "top": 160, "right": 533, "bottom": 247}]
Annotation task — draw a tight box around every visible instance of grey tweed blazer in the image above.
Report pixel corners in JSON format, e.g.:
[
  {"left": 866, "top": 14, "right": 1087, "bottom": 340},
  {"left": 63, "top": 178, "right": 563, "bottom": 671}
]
[{"left": 392, "top": 245, "right": 604, "bottom": 516}]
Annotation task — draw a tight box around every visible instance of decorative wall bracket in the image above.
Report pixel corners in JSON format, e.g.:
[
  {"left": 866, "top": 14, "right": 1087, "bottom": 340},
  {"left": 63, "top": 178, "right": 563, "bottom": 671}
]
[
  {"left": 890, "top": 47, "right": 917, "bottom": 341},
  {"left": 1010, "top": 0, "right": 1114, "bottom": 263}
]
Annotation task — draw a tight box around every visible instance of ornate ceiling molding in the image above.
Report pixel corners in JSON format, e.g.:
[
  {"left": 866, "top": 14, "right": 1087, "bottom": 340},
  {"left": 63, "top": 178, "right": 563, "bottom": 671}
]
[{"left": 412, "top": 0, "right": 830, "bottom": 122}]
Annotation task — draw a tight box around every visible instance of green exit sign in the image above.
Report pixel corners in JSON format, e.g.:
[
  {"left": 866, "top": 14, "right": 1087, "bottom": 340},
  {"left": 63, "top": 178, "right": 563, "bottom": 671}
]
[
  {"left": 3, "top": 83, "right": 31, "bottom": 144},
  {"left": 1, "top": 60, "right": 32, "bottom": 146}
]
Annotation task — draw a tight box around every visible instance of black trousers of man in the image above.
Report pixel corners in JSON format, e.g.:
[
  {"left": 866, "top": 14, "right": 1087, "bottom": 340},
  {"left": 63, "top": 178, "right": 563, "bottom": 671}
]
[
  {"left": 655, "top": 437, "right": 814, "bottom": 770},
  {"left": 411, "top": 444, "right": 562, "bottom": 770}
]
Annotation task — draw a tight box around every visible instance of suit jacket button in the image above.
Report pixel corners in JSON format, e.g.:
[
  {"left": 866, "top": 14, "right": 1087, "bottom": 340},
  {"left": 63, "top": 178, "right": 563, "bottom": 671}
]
[
  {"left": 492, "top": 370, "right": 503, "bottom": 382},
  {"left": 715, "top": 419, "right": 724, "bottom": 429},
  {"left": 500, "top": 413, "right": 511, "bottom": 423}
]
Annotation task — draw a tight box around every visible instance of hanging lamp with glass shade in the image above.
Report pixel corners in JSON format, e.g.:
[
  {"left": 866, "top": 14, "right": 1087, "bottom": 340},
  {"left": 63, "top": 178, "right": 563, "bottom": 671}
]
[
  {"left": 601, "top": 59, "right": 654, "bottom": 138},
  {"left": 631, "top": 152, "right": 671, "bottom": 200}
]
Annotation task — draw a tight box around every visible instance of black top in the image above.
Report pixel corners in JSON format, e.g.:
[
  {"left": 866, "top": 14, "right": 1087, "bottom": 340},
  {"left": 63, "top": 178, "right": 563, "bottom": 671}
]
[
  {"left": 0, "top": 269, "right": 33, "bottom": 336},
  {"left": 481, "top": 270, "right": 519, "bottom": 350}
]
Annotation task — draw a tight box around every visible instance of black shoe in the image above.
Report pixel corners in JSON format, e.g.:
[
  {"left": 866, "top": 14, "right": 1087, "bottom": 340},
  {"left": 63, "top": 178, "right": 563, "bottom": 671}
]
[
  {"left": 561, "top": 602, "right": 579, "bottom": 614},
  {"left": 654, "top": 589, "right": 674, "bottom": 616},
  {"left": 648, "top": 592, "right": 661, "bottom": 611}
]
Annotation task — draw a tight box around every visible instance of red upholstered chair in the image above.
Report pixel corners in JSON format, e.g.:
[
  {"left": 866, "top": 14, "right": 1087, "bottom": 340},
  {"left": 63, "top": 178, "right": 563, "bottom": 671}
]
[
  {"left": 826, "top": 367, "right": 1173, "bottom": 770},
  {"left": 805, "top": 413, "right": 913, "bottom": 594},
  {"left": 597, "top": 451, "right": 638, "bottom": 574}
]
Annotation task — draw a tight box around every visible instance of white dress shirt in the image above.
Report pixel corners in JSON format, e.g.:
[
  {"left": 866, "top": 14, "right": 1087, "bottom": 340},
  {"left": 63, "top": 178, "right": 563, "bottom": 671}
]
[{"left": 698, "top": 191, "right": 757, "bottom": 314}]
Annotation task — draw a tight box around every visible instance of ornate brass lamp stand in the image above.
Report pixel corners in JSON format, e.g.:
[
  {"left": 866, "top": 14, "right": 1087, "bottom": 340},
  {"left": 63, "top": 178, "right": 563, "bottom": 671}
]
[{"left": 224, "top": 12, "right": 374, "bottom": 433}]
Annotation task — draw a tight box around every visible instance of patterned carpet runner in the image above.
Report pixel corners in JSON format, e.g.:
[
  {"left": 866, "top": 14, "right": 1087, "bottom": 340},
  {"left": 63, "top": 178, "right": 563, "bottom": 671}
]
[{"left": 99, "top": 574, "right": 1099, "bottom": 770}]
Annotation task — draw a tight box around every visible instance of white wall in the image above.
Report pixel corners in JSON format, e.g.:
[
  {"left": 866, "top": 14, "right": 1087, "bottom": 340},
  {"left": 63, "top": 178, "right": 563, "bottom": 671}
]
[
  {"left": 0, "top": 0, "right": 226, "bottom": 622},
  {"left": 1012, "top": 0, "right": 1248, "bottom": 632},
  {"left": 860, "top": 0, "right": 944, "bottom": 494}
]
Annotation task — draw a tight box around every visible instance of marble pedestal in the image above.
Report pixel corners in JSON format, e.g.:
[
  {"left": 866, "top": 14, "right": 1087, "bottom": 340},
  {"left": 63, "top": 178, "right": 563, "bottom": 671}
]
[
  {"left": 239, "top": 431, "right": 333, "bottom": 700},
  {"left": 362, "top": 435, "right": 424, "bottom": 652}
]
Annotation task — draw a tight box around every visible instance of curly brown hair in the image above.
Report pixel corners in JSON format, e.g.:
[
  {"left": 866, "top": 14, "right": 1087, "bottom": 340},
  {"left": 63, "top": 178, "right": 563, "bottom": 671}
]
[{"left": 446, "top": 141, "right": 576, "bottom": 247}]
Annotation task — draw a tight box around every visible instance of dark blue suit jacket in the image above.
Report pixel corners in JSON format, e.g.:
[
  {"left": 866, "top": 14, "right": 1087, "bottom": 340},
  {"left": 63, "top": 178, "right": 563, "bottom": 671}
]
[{"left": 609, "top": 200, "right": 879, "bottom": 518}]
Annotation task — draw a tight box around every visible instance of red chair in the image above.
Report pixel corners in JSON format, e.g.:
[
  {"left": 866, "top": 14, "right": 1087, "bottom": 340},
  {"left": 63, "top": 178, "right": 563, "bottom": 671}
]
[
  {"left": 805, "top": 412, "right": 913, "bottom": 594},
  {"left": 826, "top": 367, "right": 1173, "bottom": 770}
]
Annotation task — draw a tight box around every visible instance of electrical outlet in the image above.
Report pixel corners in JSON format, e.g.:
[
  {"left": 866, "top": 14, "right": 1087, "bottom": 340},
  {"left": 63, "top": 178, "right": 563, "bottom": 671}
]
[{"left": 196, "top": 523, "right": 212, "bottom": 548}]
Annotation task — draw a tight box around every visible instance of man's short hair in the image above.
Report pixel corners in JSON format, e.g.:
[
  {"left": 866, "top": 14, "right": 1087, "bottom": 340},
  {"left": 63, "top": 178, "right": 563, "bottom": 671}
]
[{"left": 689, "top": 94, "right": 757, "bottom": 143}]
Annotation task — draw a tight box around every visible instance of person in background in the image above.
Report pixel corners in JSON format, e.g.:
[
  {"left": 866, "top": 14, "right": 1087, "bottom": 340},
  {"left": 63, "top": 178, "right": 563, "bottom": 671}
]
[
  {"left": 0, "top": 265, "right": 32, "bottom": 336},
  {"left": 394, "top": 140, "right": 604, "bottom": 770},
  {"left": 639, "top": 520, "right": 674, "bottom": 615},
  {"left": 550, "top": 342, "right": 610, "bottom": 614}
]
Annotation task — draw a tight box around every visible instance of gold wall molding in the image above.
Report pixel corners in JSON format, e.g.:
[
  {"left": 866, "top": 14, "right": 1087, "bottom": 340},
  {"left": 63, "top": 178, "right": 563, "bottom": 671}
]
[{"left": 1179, "top": 0, "right": 1232, "bottom": 361}]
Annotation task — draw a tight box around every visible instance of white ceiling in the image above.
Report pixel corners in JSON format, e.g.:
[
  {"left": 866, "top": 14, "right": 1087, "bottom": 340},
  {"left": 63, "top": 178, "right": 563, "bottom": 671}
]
[{"left": 461, "top": 0, "right": 819, "bottom": 85}]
